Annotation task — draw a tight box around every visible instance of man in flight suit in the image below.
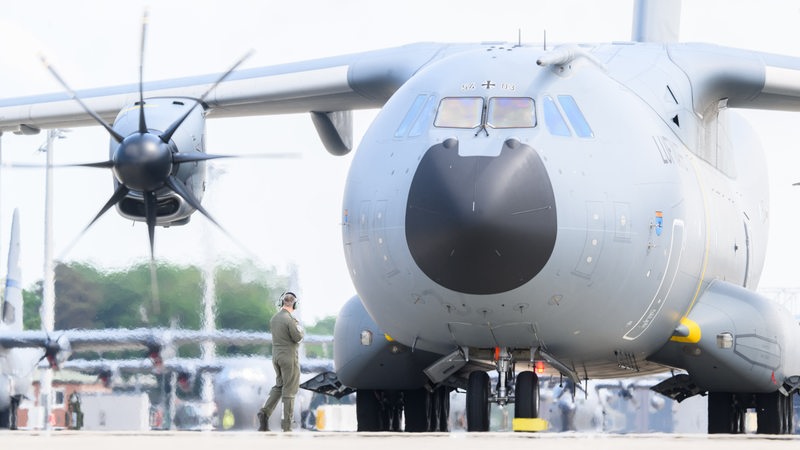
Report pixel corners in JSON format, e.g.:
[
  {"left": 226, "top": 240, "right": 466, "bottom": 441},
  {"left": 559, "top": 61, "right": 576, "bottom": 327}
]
[{"left": 258, "top": 291, "right": 304, "bottom": 431}]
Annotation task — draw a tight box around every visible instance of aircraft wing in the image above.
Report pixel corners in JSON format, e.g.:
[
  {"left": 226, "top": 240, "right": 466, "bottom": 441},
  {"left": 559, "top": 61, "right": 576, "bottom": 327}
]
[
  {"left": 1, "top": 328, "right": 331, "bottom": 351},
  {"left": 0, "top": 328, "right": 277, "bottom": 353},
  {"left": 58, "top": 356, "right": 332, "bottom": 378},
  {"left": 0, "top": 43, "right": 468, "bottom": 134},
  {"left": 55, "top": 357, "right": 224, "bottom": 375}
]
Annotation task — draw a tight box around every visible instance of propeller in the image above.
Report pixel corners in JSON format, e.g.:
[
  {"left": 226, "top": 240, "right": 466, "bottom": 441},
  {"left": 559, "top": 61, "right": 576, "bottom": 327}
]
[
  {"left": 38, "top": 332, "right": 72, "bottom": 370},
  {"left": 36, "top": 11, "right": 278, "bottom": 317},
  {"left": 41, "top": 10, "right": 254, "bottom": 263}
]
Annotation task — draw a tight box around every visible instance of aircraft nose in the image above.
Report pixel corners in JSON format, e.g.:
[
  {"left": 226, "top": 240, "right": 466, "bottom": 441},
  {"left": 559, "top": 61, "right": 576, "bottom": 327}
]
[{"left": 405, "top": 138, "right": 557, "bottom": 295}]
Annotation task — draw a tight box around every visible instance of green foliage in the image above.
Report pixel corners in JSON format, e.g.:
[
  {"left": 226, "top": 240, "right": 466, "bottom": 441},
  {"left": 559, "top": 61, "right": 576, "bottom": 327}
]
[
  {"left": 23, "top": 260, "right": 286, "bottom": 338},
  {"left": 306, "top": 315, "right": 336, "bottom": 335},
  {"left": 215, "top": 262, "right": 280, "bottom": 332},
  {"left": 304, "top": 315, "right": 336, "bottom": 358},
  {"left": 22, "top": 281, "right": 42, "bottom": 330}
]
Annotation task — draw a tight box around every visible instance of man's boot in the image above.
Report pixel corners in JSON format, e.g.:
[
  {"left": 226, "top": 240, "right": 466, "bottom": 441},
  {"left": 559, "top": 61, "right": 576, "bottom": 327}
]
[
  {"left": 281, "top": 398, "right": 294, "bottom": 432},
  {"left": 257, "top": 409, "right": 269, "bottom": 431}
]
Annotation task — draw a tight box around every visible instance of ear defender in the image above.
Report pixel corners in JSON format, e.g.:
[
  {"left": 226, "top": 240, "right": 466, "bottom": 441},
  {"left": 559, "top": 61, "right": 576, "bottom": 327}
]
[{"left": 278, "top": 291, "right": 298, "bottom": 308}]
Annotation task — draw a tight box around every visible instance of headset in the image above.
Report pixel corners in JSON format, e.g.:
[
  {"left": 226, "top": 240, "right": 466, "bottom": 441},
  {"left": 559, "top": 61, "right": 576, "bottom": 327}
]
[{"left": 278, "top": 291, "right": 298, "bottom": 309}]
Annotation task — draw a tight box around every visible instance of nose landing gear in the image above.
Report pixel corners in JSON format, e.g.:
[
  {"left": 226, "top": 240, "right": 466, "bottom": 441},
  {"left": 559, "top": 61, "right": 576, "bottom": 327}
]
[{"left": 465, "top": 347, "right": 544, "bottom": 432}]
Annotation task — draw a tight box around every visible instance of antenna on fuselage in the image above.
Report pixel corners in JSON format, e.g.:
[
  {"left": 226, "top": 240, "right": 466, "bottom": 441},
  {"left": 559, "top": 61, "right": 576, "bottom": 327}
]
[{"left": 543, "top": 29, "right": 547, "bottom": 51}]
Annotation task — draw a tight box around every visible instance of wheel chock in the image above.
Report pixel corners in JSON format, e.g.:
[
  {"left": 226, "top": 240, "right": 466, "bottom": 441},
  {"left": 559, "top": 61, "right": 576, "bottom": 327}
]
[{"left": 512, "top": 418, "right": 548, "bottom": 432}]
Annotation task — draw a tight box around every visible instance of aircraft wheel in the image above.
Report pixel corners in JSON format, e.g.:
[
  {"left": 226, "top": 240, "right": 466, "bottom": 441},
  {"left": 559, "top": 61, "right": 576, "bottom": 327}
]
[
  {"left": 514, "top": 371, "right": 539, "bottom": 419},
  {"left": 403, "top": 388, "right": 430, "bottom": 432},
  {"left": 356, "top": 390, "right": 381, "bottom": 431},
  {"left": 708, "top": 392, "right": 733, "bottom": 434},
  {"left": 434, "top": 386, "right": 451, "bottom": 431},
  {"left": 466, "top": 371, "right": 490, "bottom": 432},
  {"left": 708, "top": 392, "right": 746, "bottom": 434},
  {"left": 756, "top": 391, "right": 793, "bottom": 434}
]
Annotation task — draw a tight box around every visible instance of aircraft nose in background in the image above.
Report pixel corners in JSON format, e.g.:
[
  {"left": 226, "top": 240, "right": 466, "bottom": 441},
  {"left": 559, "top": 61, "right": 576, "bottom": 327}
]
[{"left": 405, "top": 138, "right": 557, "bottom": 295}]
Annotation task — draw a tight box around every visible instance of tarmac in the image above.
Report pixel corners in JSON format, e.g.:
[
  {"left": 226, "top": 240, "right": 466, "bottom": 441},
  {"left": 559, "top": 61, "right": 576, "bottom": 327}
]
[{"left": 1, "top": 431, "right": 800, "bottom": 450}]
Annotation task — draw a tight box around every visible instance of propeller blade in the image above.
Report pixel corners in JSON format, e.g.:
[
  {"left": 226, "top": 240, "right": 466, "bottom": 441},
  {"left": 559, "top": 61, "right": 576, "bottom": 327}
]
[
  {"left": 172, "top": 153, "right": 233, "bottom": 164},
  {"left": 138, "top": 9, "right": 150, "bottom": 134},
  {"left": 159, "top": 49, "right": 253, "bottom": 144},
  {"left": 149, "top": 258, "right": 161, "bottom": 316},
  {"left": 165, "top": 175, "right": 257, "bottom": 260},
  {"left": 87, "top": 184, "right": 131, "bottom": 231},
  {"left": 40, "top": 55, "right": 124, "bottom": 143},
  {"left": 165, "top": 176, "right": 221, "bottom": 229},
  {"left": 2, "top": 160, "right": 114, "bottom": 169},
  {"left": 56, "top": 184, "right": 131, "bottom": 261},
  {"left": 143, "top": 190, "right": 158, "bottom": 260},
  {"left": 172, "top": 151, "right": 302, "bottom": 165}
]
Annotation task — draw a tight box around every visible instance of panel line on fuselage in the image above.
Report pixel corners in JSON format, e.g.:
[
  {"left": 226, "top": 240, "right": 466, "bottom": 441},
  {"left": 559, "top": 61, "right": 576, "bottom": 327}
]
[
  {"left": 680, "top": 154, "right": 711, "bottom": 319},
  {"left": 623, "top": 220, "right": 685, "bottom": 340}
]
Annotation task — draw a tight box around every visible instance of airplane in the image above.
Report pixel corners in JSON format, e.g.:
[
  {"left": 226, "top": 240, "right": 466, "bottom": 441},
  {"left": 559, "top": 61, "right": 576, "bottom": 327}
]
[
  {"left": 0, "top": 209, "right": 40, "bottom": 429},
  {"left": 0, "top": 208, "right": 309, "bottom": 430},
  {"left": 57, "top": 355, "right": 333, "bottom": 430},
  {"left": 3, "top": 0, "right": 800, "bottom": 434}
]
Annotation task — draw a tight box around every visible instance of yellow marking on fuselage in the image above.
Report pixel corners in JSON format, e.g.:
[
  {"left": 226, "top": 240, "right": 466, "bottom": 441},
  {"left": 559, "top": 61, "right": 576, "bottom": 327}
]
[{"left": 670, "top": 317, "right": 702, "bottom": 344}]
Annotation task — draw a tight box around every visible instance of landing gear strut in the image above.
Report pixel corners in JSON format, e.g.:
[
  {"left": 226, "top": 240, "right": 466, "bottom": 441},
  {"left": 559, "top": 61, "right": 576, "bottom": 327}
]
[{"left": 465, "top": 347, "right": 540, "bottom": 432}]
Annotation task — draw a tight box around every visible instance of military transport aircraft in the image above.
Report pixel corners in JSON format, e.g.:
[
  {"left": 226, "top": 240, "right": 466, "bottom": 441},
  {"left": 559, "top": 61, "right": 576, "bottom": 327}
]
[
  {"left": 1, "top": 0, "right": 800, "bottom": 434},
  {"left": 58, "top": 355, "right": 333, "bottom": 430}
]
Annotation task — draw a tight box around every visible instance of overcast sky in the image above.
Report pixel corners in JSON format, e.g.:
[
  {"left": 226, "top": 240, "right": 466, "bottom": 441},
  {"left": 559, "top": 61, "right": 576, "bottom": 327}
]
[{"left": 1, "top": 0, "right": 799, "bottom": 323}]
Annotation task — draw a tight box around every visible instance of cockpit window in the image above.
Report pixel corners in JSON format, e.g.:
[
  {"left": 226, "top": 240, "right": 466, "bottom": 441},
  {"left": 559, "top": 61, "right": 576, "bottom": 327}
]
[
  {"left": 434, "top": 97, "right": 484, "bottom": 128},
  {"left": 543, "top": 96, "right": 571, "bottom": 136},
  {"left": 558, "top": 95, "right": 593, "bottom": 138},
  {"left": 395, "top": 94, "right": 429, "bottom": 138},
  {"left": 409, "top": 95, "right": 437, "bottom": 137},
  {"left": 487, "top": 97, "right": 536, "bottom": 128}
]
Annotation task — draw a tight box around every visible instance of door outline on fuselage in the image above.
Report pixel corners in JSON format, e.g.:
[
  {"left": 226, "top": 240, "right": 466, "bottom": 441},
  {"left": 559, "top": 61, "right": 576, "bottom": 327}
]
[{"left": 623, "top": 219, "right": 685, "bottom": 341}]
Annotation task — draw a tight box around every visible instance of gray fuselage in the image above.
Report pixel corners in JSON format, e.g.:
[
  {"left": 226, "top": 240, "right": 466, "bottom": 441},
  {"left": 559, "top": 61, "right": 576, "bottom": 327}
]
[{"left": 342, "top": 43, "right": 768, "bottom": 378}]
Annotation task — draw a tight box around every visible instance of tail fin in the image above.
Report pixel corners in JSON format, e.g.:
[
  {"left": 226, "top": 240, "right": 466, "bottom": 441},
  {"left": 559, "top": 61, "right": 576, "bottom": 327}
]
[
  {"left": 1, "top": 208, "right": 22, "bottom": 332},
  {"left": 631, "top": 0, "right": 682, "bottom": 43}
]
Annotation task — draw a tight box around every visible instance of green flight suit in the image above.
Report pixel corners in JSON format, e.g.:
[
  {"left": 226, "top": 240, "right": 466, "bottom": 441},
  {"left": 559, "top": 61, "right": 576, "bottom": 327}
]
[{"left": 259, "top": 308, "right": 304, "bottom": 431}]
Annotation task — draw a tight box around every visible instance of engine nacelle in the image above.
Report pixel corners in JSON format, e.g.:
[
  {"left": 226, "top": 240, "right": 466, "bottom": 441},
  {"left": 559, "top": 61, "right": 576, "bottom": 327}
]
[
  {"left": 651, "top": 280, "right": 800, "bottom": 397},
  {"left": 111, "top": 97, "right": 207, "bottom": 227},
  {"left": 334, "top": 295, "right": 441, "bottom": 390}
]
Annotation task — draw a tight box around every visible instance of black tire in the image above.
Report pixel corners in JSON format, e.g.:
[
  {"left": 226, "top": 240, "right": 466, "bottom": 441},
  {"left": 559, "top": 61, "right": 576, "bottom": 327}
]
[
  {"left": 403, "top": 388, "right": 430, "bottom": 432},
  {"left": 356, "top": 389, "right": 381, "bottom": 431},
  {"left": 514, "top": 371, "right": 539, "bottom": 419},
  {"left": 756, "top": 391, "right": 791, "bottom": 435},
  {"left": 709, "top": 392, "right": 750, "bottom": 434},
  {"left": 708, "top": 392, "right": 734, "bottom": 434},
  {"left": 756, "top": 392, "right": 780, "bottom": 434},
  {"left": 435, "top": 387, "right": 450, "bottom": 432},
  {"left": 466, "top": 371, "right": 490, "bottom": 432}
]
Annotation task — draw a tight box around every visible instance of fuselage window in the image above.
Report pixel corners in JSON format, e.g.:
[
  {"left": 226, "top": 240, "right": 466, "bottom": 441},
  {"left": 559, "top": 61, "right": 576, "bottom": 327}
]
[
  {"left": 434, "top": 97, "right": 484, "bottom": 129},
  {"left": 487, "top": 97, "right": 536, "bottom": 128},
  {"left": 558, "top": 95, "right": 593, "bottom": 138},
  {"left": 543, "top": 95, "right": 571, "bottom": 136}
]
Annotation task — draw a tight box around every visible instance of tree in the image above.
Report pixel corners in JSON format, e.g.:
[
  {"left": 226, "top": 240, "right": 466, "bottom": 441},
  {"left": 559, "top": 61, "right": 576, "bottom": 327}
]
[
  {"left": 304, "top": 315, "right": 336, "bottom": 358},
  {"left": 22, "top": 260, "right": 286, "bottom": 336},
  {"left": 22, "top": 281, "right": 42, "bottom": 330}
]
